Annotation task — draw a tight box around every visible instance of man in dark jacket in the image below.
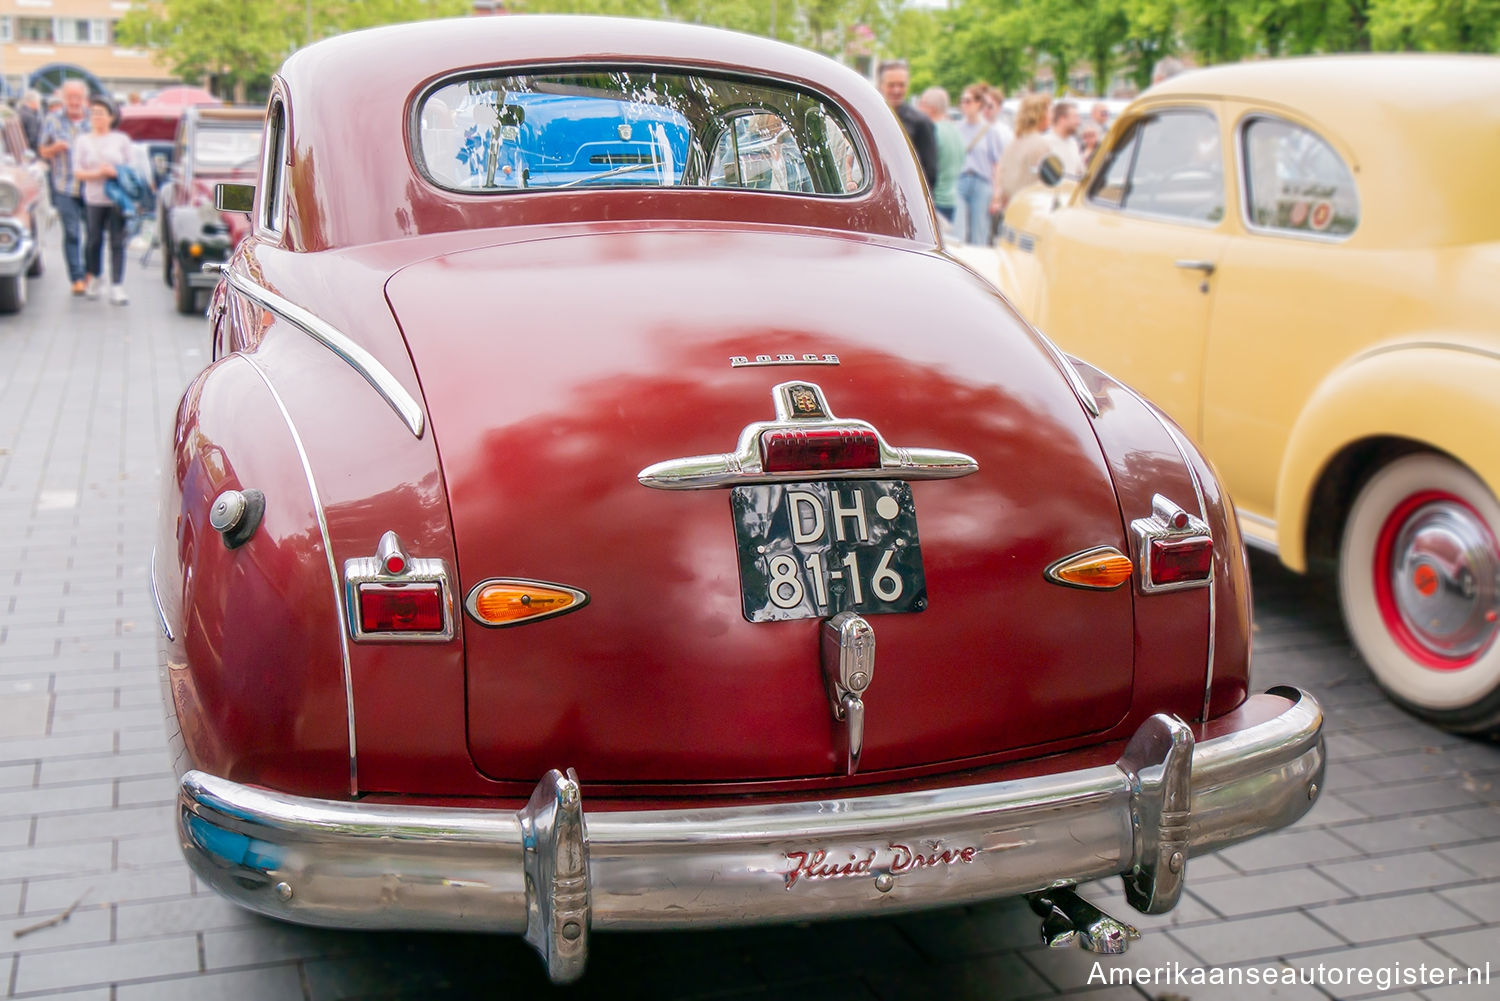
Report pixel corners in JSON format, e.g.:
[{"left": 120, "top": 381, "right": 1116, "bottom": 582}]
[
  {"left": 877, "top": 60, "right": 937, "bottom": 192},
  {"left": 17, "top": 91, "right": 43, "bottom": 151}
]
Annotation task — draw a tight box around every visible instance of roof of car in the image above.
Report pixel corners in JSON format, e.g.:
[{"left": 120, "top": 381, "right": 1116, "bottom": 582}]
[
  {"left": 1148, "top": 53, "right": 1500, "bottom": 120},
  {"left": 191, "top": 107, "right": 266, "bottom": 125}
]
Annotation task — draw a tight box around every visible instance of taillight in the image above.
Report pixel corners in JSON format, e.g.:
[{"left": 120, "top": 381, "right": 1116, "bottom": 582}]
[
  {"left": 358, "top": 582, "right": 444, "bottom": 632},
  {"left": 343, "top": 531, "right": 453, "bottom": 641},
  {"left": 1131, "top": 494, "right": 1214, "bottom": 593},
  {"left": 1149, "top": 536, "right": 1214, "bottom": 587},
  {"left": 760, "top": 429, "right": 880, "bottom": 473}
]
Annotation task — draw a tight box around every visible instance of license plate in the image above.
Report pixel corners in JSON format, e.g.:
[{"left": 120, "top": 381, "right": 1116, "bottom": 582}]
[{"left": 731, "top": 481, "right": 927, "bottom": 622}]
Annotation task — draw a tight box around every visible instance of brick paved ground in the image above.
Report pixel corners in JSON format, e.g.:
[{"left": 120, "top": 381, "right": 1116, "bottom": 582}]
[{"left": 2, "top": 255, "right": 1498, "bottom": 1000}]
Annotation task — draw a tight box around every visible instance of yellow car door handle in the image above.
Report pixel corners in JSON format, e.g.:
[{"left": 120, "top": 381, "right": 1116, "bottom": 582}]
[{"left": 1174, "top": 259, "right": 1216, "bottom": 275}]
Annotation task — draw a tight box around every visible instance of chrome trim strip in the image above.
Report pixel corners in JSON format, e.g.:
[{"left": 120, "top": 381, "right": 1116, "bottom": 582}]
[
  {"left": 1157, "top": 421, "right": 1217, "bottom": 724},
  {"left": 1039, "top": 339, "right": 1100, "bottom": 418},
  {"left": 176, "top": 688, "right": 1321, "bottom": 977},
  {"left": 224, "top": 270, "right": 425, "bottom": 439},
  {"left": 242, "top": 355, "right": 358, "bottom": 796},
  {"left": 1237, "top": 509, "right": 1280, "bottom": 556},
  {"left": 149, "top": 549, "right": 174, "bottom": 642}
]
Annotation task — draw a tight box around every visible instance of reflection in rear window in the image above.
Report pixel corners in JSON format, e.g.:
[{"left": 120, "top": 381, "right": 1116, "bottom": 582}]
[{"left": 417, "top": 69, "right": 866, "bottom": 196}]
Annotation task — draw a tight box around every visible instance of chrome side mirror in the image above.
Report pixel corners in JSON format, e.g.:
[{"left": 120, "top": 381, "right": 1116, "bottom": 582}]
[
  {"left": 1038, "top": 154, "right": 1064, "bottom": 188},
  {"left": 214, "top": 182, "right": 254, "bottom": 214}
]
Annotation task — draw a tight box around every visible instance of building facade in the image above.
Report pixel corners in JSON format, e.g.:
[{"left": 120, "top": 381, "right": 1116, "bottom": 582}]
[{"left": 0, "top": 0, "right": 173, "bottom": 98}]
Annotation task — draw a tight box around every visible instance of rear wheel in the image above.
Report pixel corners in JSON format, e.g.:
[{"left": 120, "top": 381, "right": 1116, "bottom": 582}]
[
  {"left": 1339, "top": 453, "right": 1500, "bottom": 734},
  {"left": 0, "top": 273, "right": 26, "bottom": 313},
  {"left": 173, "top": 254, "right": 198, "bottom": 314}
]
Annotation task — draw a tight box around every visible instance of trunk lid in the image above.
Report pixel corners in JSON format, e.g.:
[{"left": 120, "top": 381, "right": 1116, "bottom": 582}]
[{"left": 385, "top": 227, "right": 1134, "bottom": 784}]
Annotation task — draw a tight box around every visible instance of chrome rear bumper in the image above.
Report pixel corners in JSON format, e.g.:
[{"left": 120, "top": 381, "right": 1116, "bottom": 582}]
[{"left": 179, "top": 686, "right": 1322, "bottom": 983}]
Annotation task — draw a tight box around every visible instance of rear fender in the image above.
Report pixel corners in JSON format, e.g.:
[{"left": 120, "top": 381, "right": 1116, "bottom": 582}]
[
  {"left": 156, "top": 354, "right": 351, "bottom": 797},
  {"left": 1277, "top": 344, "right": 1500, "bottom": 572}
]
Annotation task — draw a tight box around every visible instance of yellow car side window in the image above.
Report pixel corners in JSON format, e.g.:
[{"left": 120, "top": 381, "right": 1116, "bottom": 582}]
[{"left": 1242, "top": 117, "right": 1359, "bottom": 238}]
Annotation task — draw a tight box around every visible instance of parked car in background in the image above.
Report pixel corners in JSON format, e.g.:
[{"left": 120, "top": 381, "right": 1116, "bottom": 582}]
[
  {"left": 0, "top": 105, "right": 48, "bottom": 313},
  {"left": 119, "top": 103, "right": 182, "bottom": 193},
  {"left": 158, "top": 106, "right": 261, "bottom": 313},
  {"left": 155, "top": 16, "right": 1324, "bottom": 984},
  {"left": 995, "top": 55, "right": 1500, "bottom": 734}
]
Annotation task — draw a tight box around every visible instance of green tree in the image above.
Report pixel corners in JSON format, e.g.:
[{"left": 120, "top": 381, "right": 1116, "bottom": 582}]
[
  {"left": 1122, "top": 0, "right": 1179, "bottom": 89},
  {"left": 1369, "top": 0, "right": 1500, "bottom": 50},
  {"left": 116, "top": 0, "right": 468, "bottom": 102}
]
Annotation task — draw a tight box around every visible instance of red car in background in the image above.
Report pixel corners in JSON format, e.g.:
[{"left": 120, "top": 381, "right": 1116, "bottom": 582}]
[
  {"left": 154, "top": 16, "right": 1325, "bottom": 984},
  {"left": 157, "top": 106, "right": 260, "bottom": 312}
]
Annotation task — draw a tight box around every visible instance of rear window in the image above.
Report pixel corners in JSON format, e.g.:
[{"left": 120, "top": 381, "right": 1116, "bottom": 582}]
[
  {"left": 416, "top": 69, "right": 866, "bottom": 196},
  {"left": 193, "top": 125, "right": 262, "bottom": 172}
]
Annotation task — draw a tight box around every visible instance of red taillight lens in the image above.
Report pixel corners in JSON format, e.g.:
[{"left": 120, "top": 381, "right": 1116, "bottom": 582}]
[
  {"left": 1150, "top": 536, "right": 1213, "bottom": 586},
  {"left": 761, "top": 429, "right": 880, "bottom": 473},
  {"left": 358, "top": 582, "right": 444, "bottom": 632}
]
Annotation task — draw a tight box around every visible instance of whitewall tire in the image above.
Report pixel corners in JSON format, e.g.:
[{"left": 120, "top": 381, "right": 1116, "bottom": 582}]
[{"left": 1339, "top": 453, "right": 1500, "bottom": 732}]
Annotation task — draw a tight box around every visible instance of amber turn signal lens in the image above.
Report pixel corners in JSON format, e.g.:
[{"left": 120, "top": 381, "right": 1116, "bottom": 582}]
[
  {"left": 466, "top": 580, "right": 588, "bottom": 627},
  {"left": 1045, "top": 547, "right": 1134, "bottom": 590}
]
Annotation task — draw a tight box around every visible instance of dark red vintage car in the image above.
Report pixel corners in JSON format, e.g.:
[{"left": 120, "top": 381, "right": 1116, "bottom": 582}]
[
  {"left": 157, "top": 106, "right": 261, "bottom": 313},
  {"left": 153, "top": 16, "right": 1324, "bottom": 983}
]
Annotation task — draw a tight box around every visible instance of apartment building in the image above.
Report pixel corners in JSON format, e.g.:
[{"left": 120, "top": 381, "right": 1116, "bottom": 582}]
[{"left": 0, "top": 0, "right": 173, "bottom": 97}]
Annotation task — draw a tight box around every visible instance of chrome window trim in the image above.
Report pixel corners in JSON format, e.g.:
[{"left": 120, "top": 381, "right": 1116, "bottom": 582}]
[
  {"left": 1085, "top": 107, "right": 1226, "bottom": 231},
  {"left": 149, "top": 549, "right": 174, "bottom": 641},
  {"left": 224, "top": 269, "right": 425, "bottom": 439},
  {"left": 1235, "top": 112, "right": 1359, "bottom": 245},
  {"left": 242, "top": 354, "right": 359, "bottom": 796},
  {"left": 408, "top": 62, "right": 874, "bottom": 201},
  {"left": 259, "top": 95, "right": 288, "bottom": 238}
]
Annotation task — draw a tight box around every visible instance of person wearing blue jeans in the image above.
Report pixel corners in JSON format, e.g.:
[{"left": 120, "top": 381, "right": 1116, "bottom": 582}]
[
  {"left": 954, "top": 84, "right": 1006, "bottom": 246},
  {"left": 37, "top": 80, "right": 91, "bottom": 293}
]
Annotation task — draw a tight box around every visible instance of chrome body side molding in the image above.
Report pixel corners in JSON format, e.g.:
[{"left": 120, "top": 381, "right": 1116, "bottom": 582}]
[
  {"left": 178, "top": 688, "right": 1322, "bottom": 984},
  {"left": 149, "top": 550, "right": 174, "bottom": 641},
  {"left": 224, "top": 269, "right": 426, "bottom": 439}
]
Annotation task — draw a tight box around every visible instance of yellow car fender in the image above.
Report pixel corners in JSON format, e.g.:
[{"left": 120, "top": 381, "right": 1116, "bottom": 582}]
[{"left": 1275, "top": 343, "right": 1500, "bottom": 571}]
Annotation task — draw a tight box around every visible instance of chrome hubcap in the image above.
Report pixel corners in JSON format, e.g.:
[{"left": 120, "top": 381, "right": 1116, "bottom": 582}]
[{"left": 1388, "top": 501, "right": 1500, "bottom": 662}]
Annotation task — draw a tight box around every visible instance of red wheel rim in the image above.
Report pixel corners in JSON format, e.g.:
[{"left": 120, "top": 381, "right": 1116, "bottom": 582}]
[{"left": 1371, "top": 489, "right": 1499, "bottom": 671}]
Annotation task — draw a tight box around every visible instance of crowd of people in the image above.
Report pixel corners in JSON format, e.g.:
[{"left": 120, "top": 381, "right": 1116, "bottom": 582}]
[
  {"left": 876, "top": 60, "right": 1134, "bottom": 247},
  {"left": 12, "top": 81, "right": 151, "bottom": 304}
]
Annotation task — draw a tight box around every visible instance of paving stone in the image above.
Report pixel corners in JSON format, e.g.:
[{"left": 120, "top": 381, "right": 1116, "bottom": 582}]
[
  {"left": 1318, "top": 850, "right": 1477, "bottom": 896},
  {"left": 0, "top": 841, "right": 115, "bottom": 882},
  {"left": 39, "top": 748, "right": 172, "bottom": 785},
  {"left": 21, "top": 864, "right": 194, "bottom": 914},
  {"left": 35, "top": 802, "right": 174, "bottom": 843},
  {"left": 1438, "top": 840, "right": 1500, "bottom": 878},
  {"left": 0, "top": 760, "right": 36, "bottom": 790},
  {"left": 1168, "top": 912, "right": 1344, "bottom": 965},
  {"left": 0, "top": 691, "right": 51, "bottom": 739},
  {"left": 0, "top": 902, "right": 114, "bottom": 956},
  {"left": 1331, "top": 814, "right": 1482, "bottom": 854},
  {"left": 1426, "top": 925, "right": 1500, "bottom": 971},
  {"left": 115, "top": 964, "right": 306, "bottom": 1001},
  {"left": 0, "top": 780, "right": 114, "bottom": 817},
  {"left": 1216, "top": 827, "right": 1364, "bottom": 873},
  {"left": 115, "top": 894, "right": 260, "bottom": 940},
  {"left": 1283, "top": 939, "right": 1479, "bottom": 999},
  {"left": 1334, "top": 778, "right": 1492, "bottom": 820},
  {"left": 1189, "top": 867, "right": 1351, "bottom": 917},
  {"left": 11, "top": 934, "right": 200, "bottom": 993},
  {"left": 1306, "top": 891, "right": 1478, "bottom": 943},
  {"left": 0, "top": 730, "right": 116, "bottom": 762},
  {"left": 203, "top": 918, "right": 369, "bottom": 969},
  {"left": 1438, "top": 881, "right": 1500, "bottom": 923}
]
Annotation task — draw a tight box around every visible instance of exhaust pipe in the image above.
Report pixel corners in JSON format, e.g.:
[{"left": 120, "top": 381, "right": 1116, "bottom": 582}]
[{"left": 1027, "top": 887, "right": 1141, "bottom": 955}]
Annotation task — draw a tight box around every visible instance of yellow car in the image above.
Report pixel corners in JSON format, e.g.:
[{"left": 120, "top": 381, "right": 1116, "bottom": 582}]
[{"left": 996, "top": 55, "right": 1500, "bottom": 733}]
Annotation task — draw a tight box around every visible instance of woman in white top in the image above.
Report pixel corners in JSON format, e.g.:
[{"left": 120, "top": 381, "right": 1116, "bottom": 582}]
[{"left": 71, "top": 96, "right": 134, "bottom": 304}]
